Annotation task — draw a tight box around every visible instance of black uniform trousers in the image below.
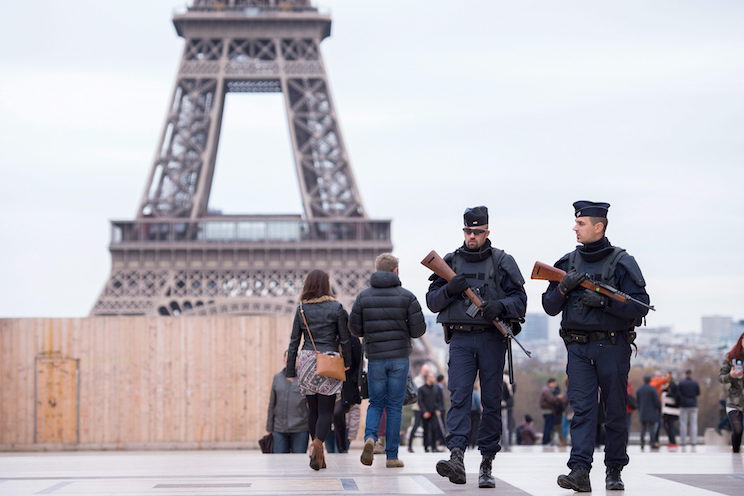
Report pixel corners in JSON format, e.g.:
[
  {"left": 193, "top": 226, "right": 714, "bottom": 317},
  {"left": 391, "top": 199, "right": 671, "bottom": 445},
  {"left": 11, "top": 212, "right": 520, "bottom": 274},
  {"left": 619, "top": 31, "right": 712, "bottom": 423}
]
[
  {"left": 566, "top": 333, "right": 631, "bottom": 470},
  {"left": 446, "top": 329, "right": 506, "bottom": 456}
]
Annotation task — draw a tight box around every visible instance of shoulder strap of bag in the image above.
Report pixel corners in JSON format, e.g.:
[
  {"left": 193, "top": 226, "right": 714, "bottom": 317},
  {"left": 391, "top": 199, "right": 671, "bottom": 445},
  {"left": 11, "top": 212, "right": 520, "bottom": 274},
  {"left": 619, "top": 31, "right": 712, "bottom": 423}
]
[{"left": 299, "top": 302, "right": 318, "bottom": 353}]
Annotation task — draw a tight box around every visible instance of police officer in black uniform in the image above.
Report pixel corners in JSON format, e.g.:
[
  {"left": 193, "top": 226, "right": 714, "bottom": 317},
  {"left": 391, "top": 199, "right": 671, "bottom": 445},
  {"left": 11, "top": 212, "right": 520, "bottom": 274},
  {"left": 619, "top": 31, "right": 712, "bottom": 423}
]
[
  {"left": 541, "top": 201, "right": 650, "bottom": 492},
  {"left": 426, "top": 206, "right": 527, "bottom": 488}
]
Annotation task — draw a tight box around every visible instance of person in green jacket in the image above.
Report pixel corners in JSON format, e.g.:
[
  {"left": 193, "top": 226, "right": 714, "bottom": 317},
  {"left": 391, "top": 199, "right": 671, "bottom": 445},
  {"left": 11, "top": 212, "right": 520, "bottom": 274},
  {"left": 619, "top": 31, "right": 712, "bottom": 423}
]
[{"left": 719, "top": 331, "right": 744, "bottom": 453}]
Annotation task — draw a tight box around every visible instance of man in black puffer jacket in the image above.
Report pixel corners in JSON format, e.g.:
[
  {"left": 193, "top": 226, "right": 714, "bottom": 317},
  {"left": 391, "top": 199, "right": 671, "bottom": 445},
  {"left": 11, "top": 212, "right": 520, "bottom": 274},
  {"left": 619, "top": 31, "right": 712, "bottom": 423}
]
[{"left": 350, "top": 253, "right": 426, "bottom": 468}]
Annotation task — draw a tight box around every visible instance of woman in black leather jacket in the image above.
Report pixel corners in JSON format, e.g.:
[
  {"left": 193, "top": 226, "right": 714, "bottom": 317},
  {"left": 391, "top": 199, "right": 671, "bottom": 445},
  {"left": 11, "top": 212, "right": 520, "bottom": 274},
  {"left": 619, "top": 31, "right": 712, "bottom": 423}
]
[{"left": 286, "top": 270, "right": 351, "bottom": 470}]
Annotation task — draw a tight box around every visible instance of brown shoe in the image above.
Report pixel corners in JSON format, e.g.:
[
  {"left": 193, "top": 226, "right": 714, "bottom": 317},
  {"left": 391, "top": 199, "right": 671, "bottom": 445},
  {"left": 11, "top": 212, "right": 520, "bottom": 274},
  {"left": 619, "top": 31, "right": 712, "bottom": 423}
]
[
  {"left": 360, "top": 438, "right": 375, "bottom": 466},
  {"left": 374, "top": 436, "right": 386, "bottom": 454},
  {"left": 386, "top": 458, "right": 405, "bottom": 468},
  {"left": 310, "top": 439, "right": 325, "bottom": 471}
]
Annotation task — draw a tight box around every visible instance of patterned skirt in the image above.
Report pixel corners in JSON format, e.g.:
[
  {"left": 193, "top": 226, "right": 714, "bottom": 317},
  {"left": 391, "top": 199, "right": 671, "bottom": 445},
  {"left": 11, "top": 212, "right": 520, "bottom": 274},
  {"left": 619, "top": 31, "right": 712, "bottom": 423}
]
[{"left": 297, "top": 349, "right": 343, "bottom": 396}]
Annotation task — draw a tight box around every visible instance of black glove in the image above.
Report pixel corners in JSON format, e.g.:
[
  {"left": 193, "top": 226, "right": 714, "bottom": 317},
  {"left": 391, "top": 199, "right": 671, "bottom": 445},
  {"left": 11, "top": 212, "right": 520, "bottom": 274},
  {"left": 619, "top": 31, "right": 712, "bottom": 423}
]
[
  {"left": 558, "top": 271, "right": 587, "bottom": 295},
  {"left": 481, "top": 300, "right": 504, "bottom": 321},
  {"left": 580, "top": 291, "right": 607, "bottom": 308},
  {"left": 445, "top": 274, "right": 469, "bottom": 297}
]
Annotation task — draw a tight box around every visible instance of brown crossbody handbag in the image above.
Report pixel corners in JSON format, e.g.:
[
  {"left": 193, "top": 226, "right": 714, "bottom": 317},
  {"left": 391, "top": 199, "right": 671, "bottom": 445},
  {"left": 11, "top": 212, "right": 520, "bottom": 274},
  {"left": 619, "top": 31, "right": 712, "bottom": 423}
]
[{"left": 299, "top": 302, "right": 346, "bottom": 381}]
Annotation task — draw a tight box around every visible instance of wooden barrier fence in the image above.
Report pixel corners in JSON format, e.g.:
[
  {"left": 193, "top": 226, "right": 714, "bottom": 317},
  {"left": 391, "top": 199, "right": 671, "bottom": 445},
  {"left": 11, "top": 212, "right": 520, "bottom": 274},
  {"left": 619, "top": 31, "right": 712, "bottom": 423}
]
[{"left": 0, "top": 316, "right": 291, "bottom": 450}]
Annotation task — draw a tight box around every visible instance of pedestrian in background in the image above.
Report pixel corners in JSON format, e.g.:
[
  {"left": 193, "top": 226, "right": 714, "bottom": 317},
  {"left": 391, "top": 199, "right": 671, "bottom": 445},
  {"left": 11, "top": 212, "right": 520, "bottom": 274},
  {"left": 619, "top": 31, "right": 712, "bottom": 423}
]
[
  {"left": 286, "top": 269, "right": 352, "bottom": 471},
  {"left": 635, "top": 375, "right": 660, "bottom": 450},
  {"left": 677, "top": 369, "right": 700, "bottom": 446},
  {"left": 501, "top": 371, "right": 515, "bottom": 449},
  {"left": 407, "top": 364, "right": 430, "bottom": 453},
  {"left": 350, "top": 252, "right": 426, "bottom": 468},
  {"left": 266, "top": 353, "right": 310, "bottom": 453},
  {"left": 540, "top": 378, "right": 561, "bottom": 445},
  {"left": 332, "top": 334, "right": 363, "bottom": 453},
  {"left": 436, "top": 374, "right": 450, "bottom": 449},
  {"left": 418, "top": 373, "right": 444, "bottom": 452},
  {"left": 516, "top": 414, "right": 538, "bottom": 445},
  {"left": 346, "top": 403, "right": 361, "bottom": 445},
  {"left": 661, "top": 372, "right": 680, "bottom": 449},
  {"left": 719, "top": 331, "right": 744, "bottom": 453},
  {"left": 649, "top": 370, "right": 669, "bottom": 449}
]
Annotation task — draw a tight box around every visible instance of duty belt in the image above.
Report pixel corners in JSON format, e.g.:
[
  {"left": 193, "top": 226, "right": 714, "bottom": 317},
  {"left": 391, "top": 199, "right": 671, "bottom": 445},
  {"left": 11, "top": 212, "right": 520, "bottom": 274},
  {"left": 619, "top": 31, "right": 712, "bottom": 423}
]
[
  {"left": 560, "top": 329, "right": 627, "bottom": 345},
  {"left": 444, "top": 324, "right": 492, "bottom": 333}
]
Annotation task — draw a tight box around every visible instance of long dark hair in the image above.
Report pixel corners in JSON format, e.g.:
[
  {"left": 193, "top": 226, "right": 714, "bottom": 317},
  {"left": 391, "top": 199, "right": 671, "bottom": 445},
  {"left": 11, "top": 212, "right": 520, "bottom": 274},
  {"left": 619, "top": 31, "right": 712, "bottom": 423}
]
[
  {"left": 300, "top": 269, "right": 333, "bottom": 301},
  {"left": 727, "top": 331, "right": 744, "bottom": 361}
]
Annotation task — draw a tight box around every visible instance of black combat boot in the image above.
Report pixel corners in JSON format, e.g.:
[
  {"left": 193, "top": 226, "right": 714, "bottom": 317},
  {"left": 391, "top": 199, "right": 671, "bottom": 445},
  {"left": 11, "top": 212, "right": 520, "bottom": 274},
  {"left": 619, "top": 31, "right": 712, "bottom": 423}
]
[
  {"left": 436, "top": 447, "right": 466, "bottom": 485},
  {"left": 557, "top": 465, "right": 591, "bottom": 492},
  {"left": 478, "top": 454, "right": 495, "bottom": 488},
  {"left": 605, "top": 466, "right": 624, "bottom": 490}
]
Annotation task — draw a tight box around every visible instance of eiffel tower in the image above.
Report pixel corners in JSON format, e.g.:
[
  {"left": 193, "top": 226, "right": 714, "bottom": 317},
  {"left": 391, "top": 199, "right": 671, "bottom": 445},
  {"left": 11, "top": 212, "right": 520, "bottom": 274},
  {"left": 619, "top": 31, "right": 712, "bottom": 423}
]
[{"left": 91, "top": 0, "right": 391, "bottom": 316}]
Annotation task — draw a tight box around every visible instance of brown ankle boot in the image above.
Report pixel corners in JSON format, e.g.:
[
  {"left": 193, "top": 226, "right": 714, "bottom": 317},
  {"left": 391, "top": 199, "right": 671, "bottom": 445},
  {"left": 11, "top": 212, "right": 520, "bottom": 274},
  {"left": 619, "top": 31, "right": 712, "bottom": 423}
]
[
  {"left": 310, "top": 439, "right": 324, "bottom": 470},
  {"left": 318, "top": 440, "right": 327, "bottom": 469},
  {"left": 309, "top": 439, "right": 325, "bottom": 471},
  {"left": 316, "top": 439, "right": 327, "bottom": 469}
]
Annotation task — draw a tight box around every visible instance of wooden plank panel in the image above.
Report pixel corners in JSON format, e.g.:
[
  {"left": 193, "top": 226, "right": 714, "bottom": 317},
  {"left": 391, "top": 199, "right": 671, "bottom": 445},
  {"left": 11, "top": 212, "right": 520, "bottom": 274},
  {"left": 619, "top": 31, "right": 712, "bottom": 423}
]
[
  {"left": 20, "top": 319, "right": 37, "bottom": 443},
  {"left": 2, "top": 315, "right": 300, "bottom": 449},
  {"left": 175, "top": 316, "right": 187, "bottom": 442},
  {"left": 77, "top": 317, "right": 92, "bottom": 443},
  {"left": 35, "top": 358, "right": 78, "bottom": 443},
  {"left": 0, "top": 320, "right": 14, "bottom": 443}
]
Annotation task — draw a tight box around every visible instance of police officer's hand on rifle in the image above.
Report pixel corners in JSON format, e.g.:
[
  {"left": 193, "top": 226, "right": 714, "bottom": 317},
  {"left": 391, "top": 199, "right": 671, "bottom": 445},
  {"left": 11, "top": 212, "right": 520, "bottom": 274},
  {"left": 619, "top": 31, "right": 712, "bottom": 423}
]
[
  {"left": 580, "top": 291, "right": 607, "bottom": 308},
  {"left": 445, "top": 274, "right": 469, "bottom": 297},
  {"left": 558, "top": 271, "right": 587, "bottom": 296},
  {"left": 481, "top": 300, "right": 504, "bottom": 322}
]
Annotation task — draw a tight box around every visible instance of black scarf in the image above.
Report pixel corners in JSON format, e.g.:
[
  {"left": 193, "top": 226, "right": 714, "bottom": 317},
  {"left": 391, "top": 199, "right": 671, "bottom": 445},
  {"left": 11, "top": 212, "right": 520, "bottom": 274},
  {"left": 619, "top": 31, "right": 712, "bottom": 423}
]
[
  {"left": 578, "top": 237, "right": 614, "bottom": 263},
  {"left": 455, "top": 238, "right": 493, "bottom": 263}
]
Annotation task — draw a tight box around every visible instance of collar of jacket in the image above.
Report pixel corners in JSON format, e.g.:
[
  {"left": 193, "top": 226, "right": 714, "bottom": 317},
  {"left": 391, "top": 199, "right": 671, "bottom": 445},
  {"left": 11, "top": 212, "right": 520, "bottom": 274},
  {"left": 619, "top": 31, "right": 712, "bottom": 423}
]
[
  {"left": 370, "top": 270, "right": 401, "bottom": 288},
  {"left": 455, "top": 238, "right": 493, "bottom": 263},
  {"left": 301, "top": 295, "right": 337, "bottom": 304}
]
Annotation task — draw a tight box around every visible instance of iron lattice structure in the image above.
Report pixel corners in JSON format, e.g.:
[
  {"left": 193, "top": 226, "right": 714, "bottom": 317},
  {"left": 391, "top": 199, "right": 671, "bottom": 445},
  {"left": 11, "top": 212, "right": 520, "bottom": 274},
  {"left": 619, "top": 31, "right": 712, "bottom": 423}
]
[{"left": 92, "top": 0, "right": 391, "bottom": 316}]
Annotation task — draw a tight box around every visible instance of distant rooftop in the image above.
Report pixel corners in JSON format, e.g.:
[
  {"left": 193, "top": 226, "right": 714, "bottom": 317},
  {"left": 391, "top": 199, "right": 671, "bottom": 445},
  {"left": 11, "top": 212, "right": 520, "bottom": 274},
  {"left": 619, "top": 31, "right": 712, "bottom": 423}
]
[{"left": 189, "top": 0, "right": 315, "bottom": 12}]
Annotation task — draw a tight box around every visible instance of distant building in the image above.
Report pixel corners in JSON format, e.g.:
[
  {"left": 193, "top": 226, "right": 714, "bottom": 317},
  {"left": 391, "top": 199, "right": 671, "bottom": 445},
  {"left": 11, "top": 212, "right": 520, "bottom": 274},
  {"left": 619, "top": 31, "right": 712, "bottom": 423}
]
[
  {"left": 635, "top": 326, "right": 673, "bottom": 348},
  {"left": 521, "top": 313, "right": 549, "bottom": 342},
  {"left": 701, "top": 315, "right": 733, "bottom": 344},
  {"left": 729, "top": 319, "right": 744, "bottom": 343}
]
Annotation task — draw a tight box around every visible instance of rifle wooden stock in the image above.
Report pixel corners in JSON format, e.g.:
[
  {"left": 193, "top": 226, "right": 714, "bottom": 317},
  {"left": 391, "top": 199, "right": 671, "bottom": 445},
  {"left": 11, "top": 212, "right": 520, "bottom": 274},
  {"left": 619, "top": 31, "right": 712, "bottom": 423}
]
[
  {"left": 530, "top": 261, "right": 635, "bottom": 306},
  {"left": 420, "top": 250, "right": 506, "bottom": 337}
]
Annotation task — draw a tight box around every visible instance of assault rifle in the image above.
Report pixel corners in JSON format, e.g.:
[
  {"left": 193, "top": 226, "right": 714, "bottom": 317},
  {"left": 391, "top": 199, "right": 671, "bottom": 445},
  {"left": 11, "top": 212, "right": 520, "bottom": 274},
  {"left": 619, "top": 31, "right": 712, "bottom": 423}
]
[
  {"left": 421, "top": 250, "right": 532, "bottom": 384},
  {"left": 530, "top": 261, "right": 655, "bottom": 311}
]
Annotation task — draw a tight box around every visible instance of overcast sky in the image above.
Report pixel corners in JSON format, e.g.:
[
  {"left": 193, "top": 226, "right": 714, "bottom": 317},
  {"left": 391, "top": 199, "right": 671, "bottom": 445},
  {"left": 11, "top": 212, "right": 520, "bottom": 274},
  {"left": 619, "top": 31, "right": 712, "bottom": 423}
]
[{"left": 1, "top": 0, "right": 743, "bottom": 334}]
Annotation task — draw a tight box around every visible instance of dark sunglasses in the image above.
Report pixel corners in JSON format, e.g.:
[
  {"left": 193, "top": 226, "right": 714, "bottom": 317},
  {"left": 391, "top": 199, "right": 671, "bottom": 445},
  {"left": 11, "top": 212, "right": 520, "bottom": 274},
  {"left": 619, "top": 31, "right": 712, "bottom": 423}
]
[{"left": 463, "top": 228, "right": 487, "bottom": 235}]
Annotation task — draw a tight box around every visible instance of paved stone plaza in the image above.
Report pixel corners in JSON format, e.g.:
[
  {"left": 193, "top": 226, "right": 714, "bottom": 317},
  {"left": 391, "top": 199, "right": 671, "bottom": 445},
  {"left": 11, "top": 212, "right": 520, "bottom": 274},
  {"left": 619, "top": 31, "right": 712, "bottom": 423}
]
[{"left": 1, "top": 445, "right": 742, "bottom": 496}]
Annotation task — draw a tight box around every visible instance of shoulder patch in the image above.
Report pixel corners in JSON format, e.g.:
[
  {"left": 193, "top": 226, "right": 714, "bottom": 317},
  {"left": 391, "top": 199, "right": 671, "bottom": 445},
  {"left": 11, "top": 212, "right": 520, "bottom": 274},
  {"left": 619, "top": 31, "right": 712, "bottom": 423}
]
[{"left": 617, "top": 254, "right": 646, "bottom": 287}]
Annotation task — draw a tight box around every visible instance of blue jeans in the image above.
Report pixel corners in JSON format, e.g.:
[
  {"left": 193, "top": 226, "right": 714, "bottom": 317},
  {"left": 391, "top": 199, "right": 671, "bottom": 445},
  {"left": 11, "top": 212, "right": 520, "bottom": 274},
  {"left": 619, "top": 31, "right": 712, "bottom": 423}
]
[
  {"left": 272, "top": 431, "right": 309, "bottom": 454},
  {"left": 542, "top": 413, "right": 555, "bottom": 445},
  {"left": 364, "top": 357, "right": 409, "bottom": 459}
]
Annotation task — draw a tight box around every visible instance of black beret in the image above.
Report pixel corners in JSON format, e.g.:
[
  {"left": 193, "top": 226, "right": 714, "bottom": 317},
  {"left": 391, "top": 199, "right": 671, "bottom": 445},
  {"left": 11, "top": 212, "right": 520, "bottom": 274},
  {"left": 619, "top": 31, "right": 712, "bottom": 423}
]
[
  {"left": 573, "top": 201, "right": 610, "bottom": 218},
  {"left": 464, "top": 206, "right": 488, "bottom": 226}
]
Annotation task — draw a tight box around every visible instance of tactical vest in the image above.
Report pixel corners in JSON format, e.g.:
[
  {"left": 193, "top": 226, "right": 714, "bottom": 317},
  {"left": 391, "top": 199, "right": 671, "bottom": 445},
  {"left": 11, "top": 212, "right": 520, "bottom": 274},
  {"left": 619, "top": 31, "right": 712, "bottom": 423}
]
[
  {"left": 561, "top": 246, "right": 637, "bottom": 332},
  {"left": 436, "top": 249, "right": 505, "bottom": 326}
]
